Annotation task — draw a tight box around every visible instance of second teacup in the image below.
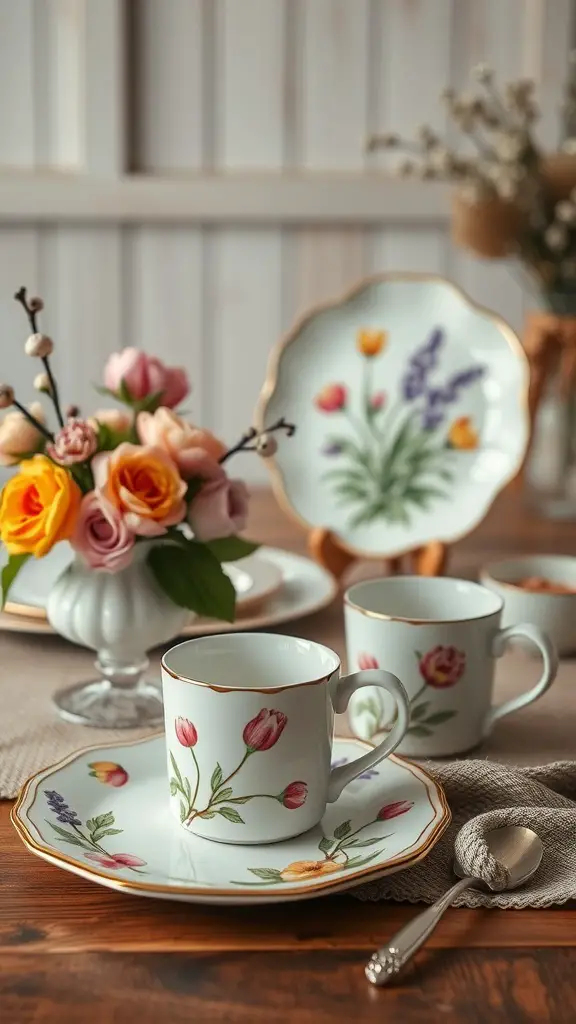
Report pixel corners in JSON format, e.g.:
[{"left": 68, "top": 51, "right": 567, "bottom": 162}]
[{"left": 345, "top": 575, "right": 558, "bottom": 757}]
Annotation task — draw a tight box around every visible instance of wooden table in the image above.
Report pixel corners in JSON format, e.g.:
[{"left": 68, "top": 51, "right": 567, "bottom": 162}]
[{"left": 2, "top": 487, "right": 576, "bottom": 1023}]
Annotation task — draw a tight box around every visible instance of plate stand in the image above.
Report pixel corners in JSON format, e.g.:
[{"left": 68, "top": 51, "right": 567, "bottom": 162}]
[{"left": 309, "top": 528, "right": 448, "bottom": 580}]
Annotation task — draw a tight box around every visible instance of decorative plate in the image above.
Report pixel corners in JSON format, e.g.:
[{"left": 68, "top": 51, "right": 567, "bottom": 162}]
[
  {"left": 257, "top": 274, "right": 529, "bottom": 558},
  {"left": 12, "top": 735, "right": 450, "bottom": 906},
  {"left": 0, "top": 547, "right": 337, "bottom": 638}
]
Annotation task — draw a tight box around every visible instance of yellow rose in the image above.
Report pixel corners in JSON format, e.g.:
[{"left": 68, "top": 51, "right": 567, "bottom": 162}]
[
  {"left": 447, "top": 416, "right": 479, "bottom": 450},
  {"left": 137, "top": 408, "right": 226, "bottom": 478},
  {"left": 0, "top": 454, "right": 82, "bottom": 557},
  {"left": 280, "top": 859, "right": 342, "bottom": 882},
  {"left": 93, "top": 442, "right": 186, "bottom": 536},
  {"left": 357, "top": 329, "right": 386, "bottom": 358},
  {"left": 0, "top": 402, "right": 45, "bottom": 467}
]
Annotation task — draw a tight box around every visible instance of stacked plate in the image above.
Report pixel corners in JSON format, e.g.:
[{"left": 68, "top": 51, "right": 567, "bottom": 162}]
[{"left": 0, "top": 543, "right": 337, "bottom": 638}]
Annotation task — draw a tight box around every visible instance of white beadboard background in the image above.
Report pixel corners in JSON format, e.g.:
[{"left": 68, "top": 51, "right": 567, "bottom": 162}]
[{"left": 0, "top": 0, "right": 574, "bottom": 482}]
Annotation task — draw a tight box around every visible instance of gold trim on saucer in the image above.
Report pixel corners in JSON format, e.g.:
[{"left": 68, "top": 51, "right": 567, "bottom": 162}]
[
  {"left": 255, "top": 271, "right": 530, "bottom": 562},
  {"left": 11, "top": 734, "right": 451, "bottom": 901}
]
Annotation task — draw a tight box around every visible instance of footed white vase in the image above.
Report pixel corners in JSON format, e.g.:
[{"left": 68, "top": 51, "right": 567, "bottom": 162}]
[{"left": 47, "top": 543, "right": 190, "bottom": 728}]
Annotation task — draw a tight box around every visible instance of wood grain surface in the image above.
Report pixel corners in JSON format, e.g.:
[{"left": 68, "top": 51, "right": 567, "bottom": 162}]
[{"left": 2, "top": 487, "right": 576, "bottom": 1023}]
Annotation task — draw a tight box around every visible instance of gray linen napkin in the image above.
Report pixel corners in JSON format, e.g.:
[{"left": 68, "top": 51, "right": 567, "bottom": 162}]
[{"left": 354, "top": 760, "right": 576, "bottom": 908}]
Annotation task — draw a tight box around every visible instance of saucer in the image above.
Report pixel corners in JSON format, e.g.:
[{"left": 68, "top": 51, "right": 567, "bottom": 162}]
[
  {"left": 257, "top": 273, "right": 529, "bottom": 558},
  {"left": 12, "top": 735, "right": 450, "bottom": 905},
  {"left": 0, "top": 548, "right": 337, "bottom": 638}
]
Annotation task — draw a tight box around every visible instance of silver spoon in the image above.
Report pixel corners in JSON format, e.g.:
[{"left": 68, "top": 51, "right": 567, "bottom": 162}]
[{"left": 365, "top": 824, "right": 543, "bottom": 986}]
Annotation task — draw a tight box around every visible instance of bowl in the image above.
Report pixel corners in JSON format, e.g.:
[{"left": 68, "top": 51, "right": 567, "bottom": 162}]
[{"left": 480, "top": 555, "right": 576, "bottom": 656}]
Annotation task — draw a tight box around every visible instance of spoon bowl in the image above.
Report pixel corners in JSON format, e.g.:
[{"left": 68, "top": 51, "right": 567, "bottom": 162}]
[{"left": 454, "top": 825, "right": 543, "bottom": 890}]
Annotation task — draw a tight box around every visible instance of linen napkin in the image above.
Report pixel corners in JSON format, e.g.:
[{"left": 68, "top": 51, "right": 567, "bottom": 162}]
[{"left": 354, "top": 759, "right": 576, "bottom": 908}]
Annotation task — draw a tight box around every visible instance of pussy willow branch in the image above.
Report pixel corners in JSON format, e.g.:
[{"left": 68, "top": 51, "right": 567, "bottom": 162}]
[
  {"left": 14, "top": 286, "right": 65, "bottom": 428},
  {"left": 219, "top": 417, "right": 296, "bottom": 465}
]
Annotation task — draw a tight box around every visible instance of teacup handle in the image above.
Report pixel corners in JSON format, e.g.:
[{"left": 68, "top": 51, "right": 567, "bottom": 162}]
[
  {"left": 328, "top": 669, "right": 410, "bottom": 802},
  {"left": 483, "top": 623, "right": 559, "bottom": 737}
]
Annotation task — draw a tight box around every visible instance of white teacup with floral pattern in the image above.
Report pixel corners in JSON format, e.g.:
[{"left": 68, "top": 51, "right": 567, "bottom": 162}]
[
  {"left": 345, "top": 576, "right": 558, "bottom": 757},
  {"left": 161, "top": 632, "right": 410, "bottom": 844}
]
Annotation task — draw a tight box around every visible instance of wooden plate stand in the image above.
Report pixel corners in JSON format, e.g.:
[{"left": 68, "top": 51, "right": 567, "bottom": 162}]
[{"left": 308, "top": 527, "right": 449, "bottom": 582}]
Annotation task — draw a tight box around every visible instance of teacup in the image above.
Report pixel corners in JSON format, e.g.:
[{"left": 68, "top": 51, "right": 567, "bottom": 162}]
[
  {"left": 481, "top": 555, "right": 576, "bottom": 656},
  {"left": 161, "top": 632, "right": 410, "bottom": 844},
  {"left": 345, "top": 576, "right": 558, "bottom": 757}
]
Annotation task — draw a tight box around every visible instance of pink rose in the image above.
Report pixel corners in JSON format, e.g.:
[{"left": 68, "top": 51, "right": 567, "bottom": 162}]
[
  {"left": 71, "top": 491, "right": 135, "bottom": 572},
  {"left": 188, "top": 477, "right": 249, "bottom": 542},
  {"left": 103, "top": 348, "right": 189, "bottom": 409},
  {"left": 243, "top": 709, "right": 287, "bottom": 751},
  {"left": 137, "top": 408, "right": 226, "bottom": 479},
  {"left": 418, "top": 645, "right": 466, "bottom": 688},
  {"left": 46, "top": 419, "right": 98, "bottom": 466},
  {"left": 0, "top": 402, "right": 45, "bottom": 466}
]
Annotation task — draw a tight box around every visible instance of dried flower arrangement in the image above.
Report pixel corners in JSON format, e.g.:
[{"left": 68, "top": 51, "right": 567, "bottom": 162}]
[
  {"left": 369, "top": 56, "right": 576, "bottom": 312},
  {"left": 0, "top": 287, "right": 295, "bottom": 621}
]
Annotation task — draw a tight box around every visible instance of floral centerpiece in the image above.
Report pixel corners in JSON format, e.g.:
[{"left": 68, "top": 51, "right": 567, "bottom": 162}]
[{"left": 0, "top": 288, "right": 294, "bottom": 727}]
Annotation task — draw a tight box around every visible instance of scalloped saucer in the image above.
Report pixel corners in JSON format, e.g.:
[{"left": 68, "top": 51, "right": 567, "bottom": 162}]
[{"left": 12, "top": 735, "right": 450, "bottom": 905}]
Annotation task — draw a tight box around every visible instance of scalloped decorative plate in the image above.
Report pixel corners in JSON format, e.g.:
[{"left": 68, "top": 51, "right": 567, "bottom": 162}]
[
  {"left": 12, "top": 735, "right": 450, "bottom": 905},
  {"left": 257, "top": 274, "right": 529, "bottom": 558}
]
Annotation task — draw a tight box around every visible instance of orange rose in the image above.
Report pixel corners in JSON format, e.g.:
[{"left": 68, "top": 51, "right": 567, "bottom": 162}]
[
  {"left": 93, "top": 442, "right": 186, "bottom": 536},
  {"left": 0, "top": 454, "right": 82, "bottom": 557},
  {"left": 280, "top": 859, "right": 342, "bottom": 882},
  {"left": 137, "top": 408, "right": 226, "bottom": 478}
]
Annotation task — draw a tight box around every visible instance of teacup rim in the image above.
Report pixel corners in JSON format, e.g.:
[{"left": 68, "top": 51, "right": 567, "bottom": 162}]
[
  {"left": 344, "top": 575, "right": 504, "bottom": 624},
  {"left": 161, "top": 632, "right": 341, "bottom": 692}
]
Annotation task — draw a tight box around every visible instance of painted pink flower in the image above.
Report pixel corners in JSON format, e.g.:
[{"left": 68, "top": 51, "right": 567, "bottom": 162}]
[
  {"left": 358, "top": 653, "right": 379, "bottom": 670},
  {"left": 88, "top": 761, "right": 129, "bottom": 787},
  {"left": 46, "top": 418, "right": 98, "bottom": 466},
  {"left": 419, "top": 645, "right": 466, "bottom": 688},
  {"left": 104, "top": 348, "right": 189, "bottom": 409},
  {"left": 377, "top": 800, "right": 413, "bottom": 821},
  {"left": 175, "top": 716, "right": 198, "bottom": 747},
  {"left": 85, "top": 852, "right": 146, "bottom": 869},
  {"left": 71, "top": 491, "right": 135, "bottom": 572},
  {"left": 188, "top": 477, "right": 249, "bottom": 542},
  {"left": 315, "top": 383, "right": 347, "bottom": 413},
  {"left": 279, "top": 781, "right": 308, "bottom": 809},
  {"left": 243, "top": 709, "right": 287, "bottom": 752},
  {"left": 370, "top": 391, "right": 386, "bottom": 411}
]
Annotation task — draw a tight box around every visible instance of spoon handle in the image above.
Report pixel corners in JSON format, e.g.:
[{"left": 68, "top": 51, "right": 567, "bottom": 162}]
[{"left": 365, "top": 875, "right": 479, "bottom": 986}]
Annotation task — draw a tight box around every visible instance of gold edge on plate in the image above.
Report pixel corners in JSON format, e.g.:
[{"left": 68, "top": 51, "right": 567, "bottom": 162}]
[
  {"left": 11, "top": 736, "right": 450, "bottom": 900},
  {"left": 254, "top": 270, "right": 531, "bottom": 562}
]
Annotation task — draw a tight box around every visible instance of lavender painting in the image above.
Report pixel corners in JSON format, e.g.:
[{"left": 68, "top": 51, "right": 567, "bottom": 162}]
[{"left": 315, "top": 327, "right": 485, "bottom": 529}]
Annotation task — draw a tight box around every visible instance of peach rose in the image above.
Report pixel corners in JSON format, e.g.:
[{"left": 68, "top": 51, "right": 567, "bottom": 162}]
[
  {"left": 88, "top": 408, "right": 133, "bottom": 434},
  {"left": 93, "top": 442, "right": 186, "bottom": 537},
  {"left": 0, "top": 454, "right": 82, "bottom": 557},
  {"left": 0, "top": 403, "right": 45, "bottom": 466},
  {"left": 137, "top": 408, "right": 226, "bottom": 479}
]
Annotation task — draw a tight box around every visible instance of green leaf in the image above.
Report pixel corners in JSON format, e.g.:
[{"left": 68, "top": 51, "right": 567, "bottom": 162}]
[
  {"left": 333, "top": 820, "right": 351, "bottom": 840},
  {"left": 46, "top": 822, "right": 91, "bottom": 849},
  {"left": 226, "top": 795, "right": 253, "bottom": 804},
  {"left": 1, "top": 553, "right": 31, "bottom": 608},
  {"left": 170, "top": 751, "right": 184, "bottom": 790},
  {"left": 92, "top": 812, "right": 114, "bottom": 831},
  {"left": 206, "top": 537, "right": 260, "bottom": 563},
  {"left": 424, "top": 710, "right": 456, "bottom": 726},
  {"left": 200, "top": 811, "right": 216, "bottom": 819},
  {"left": 341, "top": 837, "right": 381, "bottom": 849},
  {"left": 410, "top": 702, "right": 429, "bottom": 721},
  {"left": 184, "top": 777, "right": 192, "bottom": 801},
  {"left": 91, "top": 827, "right": 123, "bottom": 841},
  {"left": 86, "top": 818, "right": 95, "bottom": 833},
  {"left": 247, "top": 867, "right": 284, "bottom": 882},
  {"left": 148, "top": 539, "right": 236, "bottom": 622},
  {"left": 414, "top": 651, "right": 423, "bottom": 662},
  {"left": 344, "top": 851, "right": 382, "bottom": 869},
  {"left": 407, "top": 724, "right": 433, "bottom": 737},
  {"left": 212, "top": 787, "right": 233, "bottom": 804},
  {"left": 217, "top": 806, "right": 245, "bottom": 824},
  {"left": 118, "top": 377, "right": 133, "bottom": 404},
  {"left": 318, "top": 836, "right": 334, "bottom": 854},
  {"left": 179, "top": 799, "right": 187, "bottom": 822},
  {"left": 169, "top": 779, "right": 178, "bottom": 797},
  {"left": 210, "top": 763, "right": 223, "bottom": 793}
]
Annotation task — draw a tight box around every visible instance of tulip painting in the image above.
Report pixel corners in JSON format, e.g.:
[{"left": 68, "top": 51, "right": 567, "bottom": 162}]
[
  {"left": 356, "top": 652, "right": 458, "bottom": 739},
  {"left": 317, "top": 326, "right": 484, "bottom": 529},
  {"left": 44, "top": 790, "right": 146, "bottom": 873},
  {"left": 88, "top": 761, "right": 129, "bottom": 787},
  {"left": 233, "top": 802, "right": 414, "bottom": 887},
  {"left": 169, "top": 709, "right": 308, "bottom": 827}
]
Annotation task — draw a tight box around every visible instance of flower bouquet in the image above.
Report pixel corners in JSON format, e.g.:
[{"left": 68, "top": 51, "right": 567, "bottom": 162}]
[{"left": 0, "top": 287, "right": 294, "bottom": 727}]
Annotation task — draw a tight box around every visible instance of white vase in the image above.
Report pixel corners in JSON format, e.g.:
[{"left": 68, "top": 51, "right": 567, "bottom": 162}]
[{"left": 47, "top": 542, "right": 190, "bottom": 728}]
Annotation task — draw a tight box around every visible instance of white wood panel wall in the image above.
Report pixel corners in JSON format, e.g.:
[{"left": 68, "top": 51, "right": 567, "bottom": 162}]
[{"left": 0, "top": 0, "right": 573, "bottom": 482}]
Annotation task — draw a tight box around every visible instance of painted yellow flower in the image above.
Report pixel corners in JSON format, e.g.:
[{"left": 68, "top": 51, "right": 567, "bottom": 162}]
[
  {"left": 357, "top": 329, "right": 387, "bottom": 358},
  {"left": 280, "top": 859, "right": 342, "bottom": 882},
  {"left": 448, "top": 416, "right": 479, "bottom": 450}
]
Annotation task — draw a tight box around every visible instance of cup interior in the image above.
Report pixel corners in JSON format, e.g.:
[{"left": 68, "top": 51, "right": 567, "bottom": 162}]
[
  {"left": 482, "top": 555, "right": 576, "bottom": 591},
  {"left": 162, "top": 632, "right": 340, "bottom": 689},
  {"left": 345, "top": 575, "right": 502, "bottom": 622}
]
